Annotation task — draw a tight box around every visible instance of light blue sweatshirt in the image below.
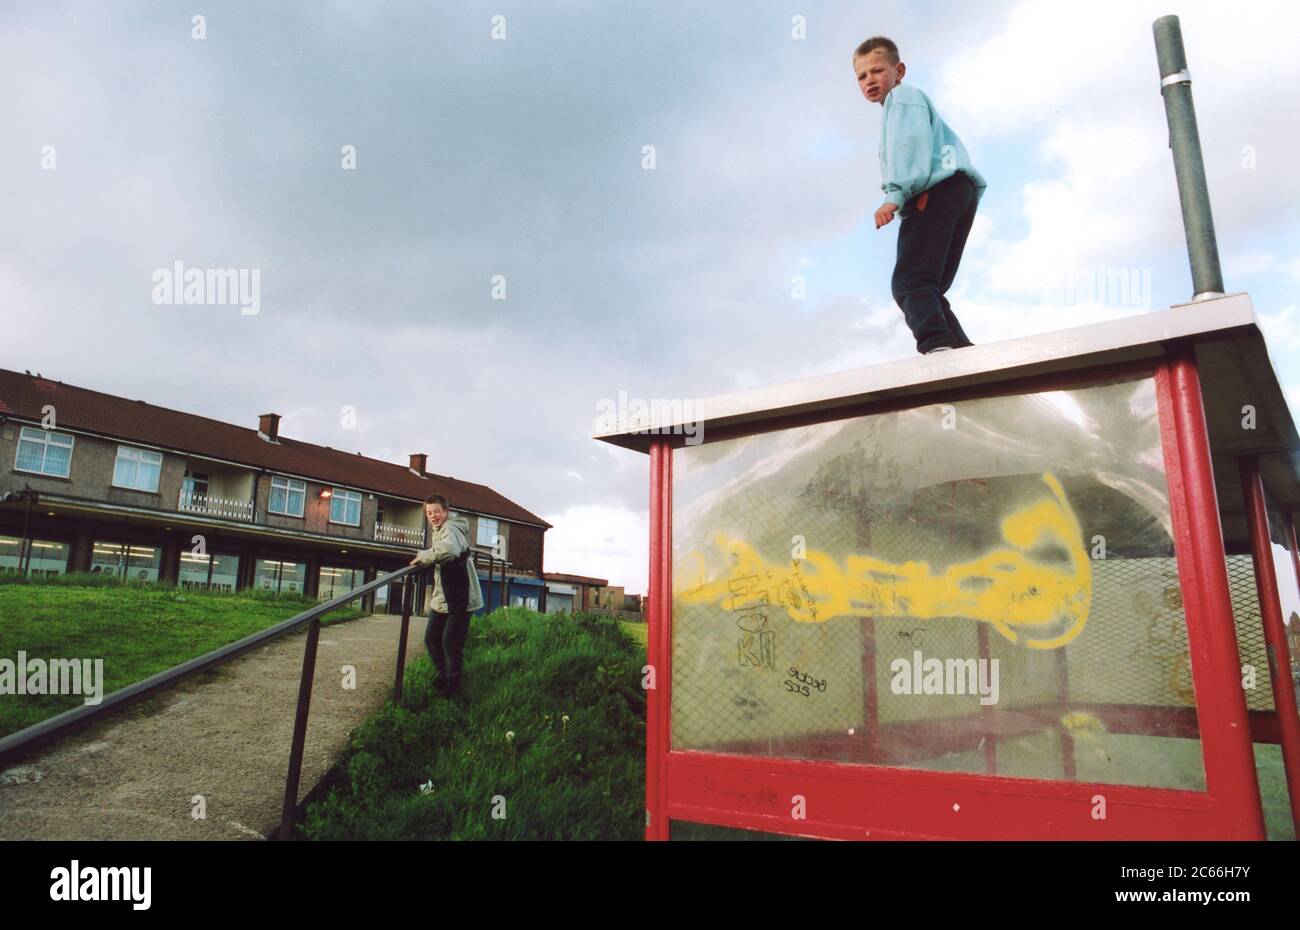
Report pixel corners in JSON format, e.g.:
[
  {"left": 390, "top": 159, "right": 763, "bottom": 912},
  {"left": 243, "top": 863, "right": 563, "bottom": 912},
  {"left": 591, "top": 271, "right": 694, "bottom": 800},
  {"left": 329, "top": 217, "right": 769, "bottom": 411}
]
[{"left": 878, "top": 84, "right": 987, "bottom": 218}]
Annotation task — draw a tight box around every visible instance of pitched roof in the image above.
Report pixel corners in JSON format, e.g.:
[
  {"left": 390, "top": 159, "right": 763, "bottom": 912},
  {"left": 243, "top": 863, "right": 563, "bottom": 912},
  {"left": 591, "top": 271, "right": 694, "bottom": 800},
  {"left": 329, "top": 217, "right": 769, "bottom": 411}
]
[
  {"left": 0, "top": 368, "right": 550, "bottom": 527},
  {"left": 543, "top": 572, "right": 609, "bottom": 586}
]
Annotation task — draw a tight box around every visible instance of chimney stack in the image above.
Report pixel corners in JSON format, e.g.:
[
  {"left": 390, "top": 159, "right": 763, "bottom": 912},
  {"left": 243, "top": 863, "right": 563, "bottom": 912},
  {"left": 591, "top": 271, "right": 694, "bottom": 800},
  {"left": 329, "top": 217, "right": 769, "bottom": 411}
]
[
  {"left": 409, "top": 453, "right": 428, "bottom": 475},
  {"left": 258, "top": 413, "right": 281, "bottom": 441}
]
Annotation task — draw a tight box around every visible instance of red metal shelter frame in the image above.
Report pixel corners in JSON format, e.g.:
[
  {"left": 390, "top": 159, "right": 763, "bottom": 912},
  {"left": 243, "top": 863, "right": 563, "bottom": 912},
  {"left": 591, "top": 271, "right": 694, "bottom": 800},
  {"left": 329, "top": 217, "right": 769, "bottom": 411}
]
[
  {"left": 1239, "top": 456, "right": 1300, "bottom": 834},
  {"left": 644, "top": 348, "right": 1300, "bottom": 840}
]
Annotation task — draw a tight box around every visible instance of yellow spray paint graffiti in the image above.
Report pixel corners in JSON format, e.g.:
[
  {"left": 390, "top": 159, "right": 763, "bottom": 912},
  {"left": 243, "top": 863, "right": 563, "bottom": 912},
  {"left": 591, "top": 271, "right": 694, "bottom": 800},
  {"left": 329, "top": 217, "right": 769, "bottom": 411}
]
[{"left": 676, "top": 472, "right": 1091, "bottom": 650}]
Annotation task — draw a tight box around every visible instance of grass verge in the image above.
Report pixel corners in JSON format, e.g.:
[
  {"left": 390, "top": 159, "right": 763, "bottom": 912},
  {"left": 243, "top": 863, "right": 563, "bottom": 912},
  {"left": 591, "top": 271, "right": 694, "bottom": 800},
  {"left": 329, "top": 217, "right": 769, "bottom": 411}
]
[
  {"left": 299, "top": 607, "right": 646, "bottom": 840},
  {"left": 0, "top": 574, "right": 364, "bottom": 738}
]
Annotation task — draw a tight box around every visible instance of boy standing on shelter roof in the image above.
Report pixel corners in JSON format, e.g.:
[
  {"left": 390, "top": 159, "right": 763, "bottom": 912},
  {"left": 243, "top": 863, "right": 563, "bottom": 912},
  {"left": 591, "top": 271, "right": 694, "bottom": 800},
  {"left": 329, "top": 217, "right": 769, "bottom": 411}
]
[{"left": 855, "top": 36, "right": 987, "bottom": 355}]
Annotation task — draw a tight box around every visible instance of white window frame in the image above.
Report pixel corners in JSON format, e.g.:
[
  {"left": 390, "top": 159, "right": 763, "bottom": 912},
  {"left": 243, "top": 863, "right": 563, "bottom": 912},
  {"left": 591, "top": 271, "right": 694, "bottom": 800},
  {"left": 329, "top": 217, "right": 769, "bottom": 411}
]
[
  {"left": 477, "top": 517, "right": 499, "bottom": 547},
  {"left": 13, "top": 426, "right": 75, "bottom": 478},
  {"left": 112, "top": 445, "right": 163, "bottom": 493},
  {"left": 268, "top": 475, "right": 306, "bottom": 517},
  {"left": 328, "top": 488, "right": 362, "bottom": 527}
]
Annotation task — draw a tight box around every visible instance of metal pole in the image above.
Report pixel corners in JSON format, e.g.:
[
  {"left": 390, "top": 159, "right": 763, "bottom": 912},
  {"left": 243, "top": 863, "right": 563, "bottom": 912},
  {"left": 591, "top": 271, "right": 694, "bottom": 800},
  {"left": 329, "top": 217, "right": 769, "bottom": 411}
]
[
  {"left": 1153, "top": 15, "right": 1225, "bottom": 301},
  {"left": 279, "top": 616, "right": 322, "bottom": 840},
  {"left": 393, "top": 576, "right": 413, "bottom": 703},
  {"left": 18, "top": 491, "right": 33, "bottom": 576}
]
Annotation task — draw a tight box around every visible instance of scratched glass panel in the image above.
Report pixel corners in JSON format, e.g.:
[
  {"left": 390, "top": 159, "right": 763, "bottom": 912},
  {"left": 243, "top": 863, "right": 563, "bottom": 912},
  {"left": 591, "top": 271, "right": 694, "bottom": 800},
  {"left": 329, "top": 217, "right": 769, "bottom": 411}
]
[
  {"left": 671, "top": 375, "right": 1206, "bottom": 790},
  {"left": 1226, "top": 551, "right": 1276, "bottom": 712}
]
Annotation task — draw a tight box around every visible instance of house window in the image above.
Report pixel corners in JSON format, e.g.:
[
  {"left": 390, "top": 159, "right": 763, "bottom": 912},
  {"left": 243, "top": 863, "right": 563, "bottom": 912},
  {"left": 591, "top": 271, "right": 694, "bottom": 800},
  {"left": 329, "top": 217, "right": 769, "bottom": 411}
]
[
  {"left": 91, "top": 542, "right": 162, "bottom": 582},
  {"left": 319, "top": 565, "right": 364, "bottom": 602},
  {"left": 254, "top": 558, "right": 306, "bottom": 594},
  {"left": 113, "top": 446, "right": 163, "bottom": 492},
  {"left": 329, "top": 489, "right": 362, "bottom": 526},
  {"left": 269, "top": 476, "right": 306, "bottom": 517},
  {"left": 477, "top": 517, "right": 499, "bottom": 548},
  {"left": 181, "top": 471, "right": 210, "bottom": 507},
  {"left": 178, "top": 552, "right": 240, "bottom": 592},
  {"left": 14, "top": 427, "right": 74, "bottom": 478},
  {"left": 0, "top": 536, "right": 69, "bottom": 577}
]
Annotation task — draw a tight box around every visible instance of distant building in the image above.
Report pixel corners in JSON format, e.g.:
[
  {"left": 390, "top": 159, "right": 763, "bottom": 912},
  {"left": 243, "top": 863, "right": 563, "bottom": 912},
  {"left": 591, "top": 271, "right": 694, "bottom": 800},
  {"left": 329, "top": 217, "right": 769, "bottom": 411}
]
[
  {"left": 541, "top": 572, "right": 607, "bottom": 614},
  {"left": 0, "top": 369, "right": 550, "bottom": 615},
  {"left": 589, "top": 584, "right": 625, "bottom": 613}
]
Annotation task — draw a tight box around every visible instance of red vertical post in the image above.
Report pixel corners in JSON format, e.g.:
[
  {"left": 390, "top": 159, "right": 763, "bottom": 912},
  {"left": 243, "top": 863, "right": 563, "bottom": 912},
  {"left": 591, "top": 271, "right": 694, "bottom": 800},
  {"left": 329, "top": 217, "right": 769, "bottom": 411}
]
[
  {"left": 976, "top": 623, "right": 997, "bottom": 774},
  {"left": 1239, "top": 456, "right": 1300, "bottom": 834},
  {"left": 859, "top": 519, "right": 878, "bottom": 764},
  {"left": 1055, "top": 648, "right": 1077, "bottom": 781},
  {"left": 859, "top": 616, "right": 878, "bottom": 763},
  {"left": 1289, "top": 514, "right": 1300, "bottom": 589},
  {"left": 1290, "top": 513, "right": 1300, "bottom": 707},
  {"left": 646, "top": 441, "right": 672, "bottom": 840},
  {"left": 1157, "top": 353, "right": 1265, "bottom": 837}
]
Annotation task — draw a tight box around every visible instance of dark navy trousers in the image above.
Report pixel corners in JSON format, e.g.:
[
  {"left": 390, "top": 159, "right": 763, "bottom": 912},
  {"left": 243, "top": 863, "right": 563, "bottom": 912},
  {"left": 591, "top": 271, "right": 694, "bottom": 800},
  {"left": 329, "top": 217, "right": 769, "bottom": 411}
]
[
  {"left": 425, "top": 610, "right": 470, "bottom": 686},
  {"left": 891, "top": 172, "right": 978, "bottom": 354}
]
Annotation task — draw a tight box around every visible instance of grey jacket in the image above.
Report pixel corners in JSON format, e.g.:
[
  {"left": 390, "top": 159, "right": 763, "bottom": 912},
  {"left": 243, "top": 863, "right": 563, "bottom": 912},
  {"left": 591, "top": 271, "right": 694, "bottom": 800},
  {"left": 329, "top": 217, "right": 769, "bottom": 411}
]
[{"left": 413, "top": 512, "right": 485, "bottom": 613}]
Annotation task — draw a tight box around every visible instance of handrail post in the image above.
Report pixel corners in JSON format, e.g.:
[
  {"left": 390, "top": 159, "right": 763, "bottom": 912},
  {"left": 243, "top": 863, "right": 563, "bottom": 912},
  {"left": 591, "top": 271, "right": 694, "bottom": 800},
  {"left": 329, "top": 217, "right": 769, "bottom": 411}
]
[
  {"left": 393, "top": 576, "right": 413, "bottom": 703},
  {"left": 279, "top": 615, "right": 323, "bottom": 840}
]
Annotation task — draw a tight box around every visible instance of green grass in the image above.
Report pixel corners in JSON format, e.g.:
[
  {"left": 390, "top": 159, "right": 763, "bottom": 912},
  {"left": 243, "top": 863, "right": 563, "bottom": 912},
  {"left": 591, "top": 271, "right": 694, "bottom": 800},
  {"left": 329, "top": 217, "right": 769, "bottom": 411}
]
[
  {"left": 299, "top": 607, "right": 647, "bottom": 840},
  {"left": 0, "top": 574, "right": 364, "bottom": 738},
  {"left": 619, "top": 620, "right": 647, "bottom": 648}
]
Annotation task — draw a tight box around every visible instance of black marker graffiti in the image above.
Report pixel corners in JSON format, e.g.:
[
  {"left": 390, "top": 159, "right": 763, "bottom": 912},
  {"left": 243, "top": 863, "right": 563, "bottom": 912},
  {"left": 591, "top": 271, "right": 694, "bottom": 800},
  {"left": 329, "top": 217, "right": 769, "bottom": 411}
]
[
  {"left": 783, "top": 666, "right": 828, "bottom": 697},
  {"left": 729, "top": 574, "right": 777, "bottom": 670}
]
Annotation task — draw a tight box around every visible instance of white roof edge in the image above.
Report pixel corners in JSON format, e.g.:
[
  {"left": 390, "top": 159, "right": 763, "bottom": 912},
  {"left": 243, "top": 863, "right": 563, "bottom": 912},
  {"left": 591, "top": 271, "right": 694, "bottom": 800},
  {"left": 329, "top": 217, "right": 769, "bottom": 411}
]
[{"left": 593, "top": 293, "right": 1260, "bottom": 451}]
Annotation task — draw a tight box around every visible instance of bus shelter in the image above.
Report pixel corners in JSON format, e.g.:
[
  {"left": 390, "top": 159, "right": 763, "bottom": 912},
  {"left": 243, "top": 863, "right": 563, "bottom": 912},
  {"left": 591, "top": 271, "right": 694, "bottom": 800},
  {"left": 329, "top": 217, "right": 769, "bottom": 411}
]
[{"left": 595, "top": 293, "right": 1300, "bottom": 840}]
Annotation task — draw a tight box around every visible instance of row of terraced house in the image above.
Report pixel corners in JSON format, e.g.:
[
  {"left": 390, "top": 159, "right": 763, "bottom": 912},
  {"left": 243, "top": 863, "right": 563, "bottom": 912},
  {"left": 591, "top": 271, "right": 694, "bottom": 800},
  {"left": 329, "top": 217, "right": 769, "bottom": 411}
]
[{"left": 0, "top": 368, "right": 614, "bottom": 615}]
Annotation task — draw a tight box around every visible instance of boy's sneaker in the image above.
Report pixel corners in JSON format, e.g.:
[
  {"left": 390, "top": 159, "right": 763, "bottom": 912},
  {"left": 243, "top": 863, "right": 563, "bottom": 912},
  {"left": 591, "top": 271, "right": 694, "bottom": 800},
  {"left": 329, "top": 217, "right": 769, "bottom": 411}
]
[{"left": 925, "top": 346, "right": 956, "bottom": 354}]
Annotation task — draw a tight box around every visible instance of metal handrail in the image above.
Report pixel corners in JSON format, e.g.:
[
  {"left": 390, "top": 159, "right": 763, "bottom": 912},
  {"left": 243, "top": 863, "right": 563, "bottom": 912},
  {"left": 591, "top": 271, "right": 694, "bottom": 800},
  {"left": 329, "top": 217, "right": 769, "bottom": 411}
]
[
  {"left": 278, "top": 563, "right": 425, "bottom": 839},
  {"left": 0, "top": 547, "right": 550, "bottom": 838},
  {"left": 0, "top": 563, "right": 426, "bottom": 800}
]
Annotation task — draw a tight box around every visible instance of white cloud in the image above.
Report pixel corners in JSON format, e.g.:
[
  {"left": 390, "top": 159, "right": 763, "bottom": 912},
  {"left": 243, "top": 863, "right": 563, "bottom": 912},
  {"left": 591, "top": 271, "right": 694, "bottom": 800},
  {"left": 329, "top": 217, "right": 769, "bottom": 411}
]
[
  {"left": 543, "top": 503, "right": 649, "bottom": 595},
  {"left": 1224, "top": 252, "right": 1300, "bottom": 282},
  {"left": 1285, "top": 386, "right": 1300, "bottom": 426},
  {"left": 1258, "top": 306, "right": 1300, "bottom": 352},
  {"left": 937, "top": 0, "right": 1300, "bottom": 309}
]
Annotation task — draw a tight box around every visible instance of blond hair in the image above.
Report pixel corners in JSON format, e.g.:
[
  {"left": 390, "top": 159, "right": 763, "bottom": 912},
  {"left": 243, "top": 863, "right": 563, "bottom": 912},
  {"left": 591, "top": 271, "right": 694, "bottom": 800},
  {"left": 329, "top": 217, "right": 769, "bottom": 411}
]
[{"left": 853, "top": 37, "right": 899, "bottom": 66}]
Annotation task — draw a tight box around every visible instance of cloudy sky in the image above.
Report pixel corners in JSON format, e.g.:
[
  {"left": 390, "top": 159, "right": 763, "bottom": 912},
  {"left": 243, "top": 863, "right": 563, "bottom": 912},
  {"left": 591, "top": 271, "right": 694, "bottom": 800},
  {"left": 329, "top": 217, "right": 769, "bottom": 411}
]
[{"left": 3, "top": 0, "right": 1298, "bottom": 595}]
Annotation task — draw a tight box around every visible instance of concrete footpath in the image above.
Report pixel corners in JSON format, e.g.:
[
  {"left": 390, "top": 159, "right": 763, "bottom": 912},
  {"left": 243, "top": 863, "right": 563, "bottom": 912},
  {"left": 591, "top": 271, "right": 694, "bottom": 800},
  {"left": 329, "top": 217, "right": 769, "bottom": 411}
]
[{"left": 0, "top": 613, "right": 428, "bottom": 840}]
